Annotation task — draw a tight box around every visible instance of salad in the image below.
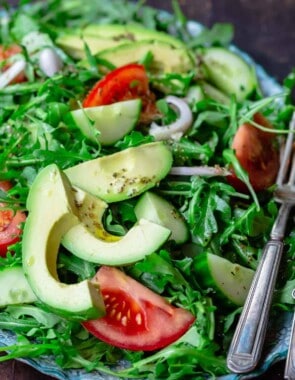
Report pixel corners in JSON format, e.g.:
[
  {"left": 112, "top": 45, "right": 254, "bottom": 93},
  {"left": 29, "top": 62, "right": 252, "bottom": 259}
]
[{"left": 0, "top": 0, "right": 294, "bottom": 379}]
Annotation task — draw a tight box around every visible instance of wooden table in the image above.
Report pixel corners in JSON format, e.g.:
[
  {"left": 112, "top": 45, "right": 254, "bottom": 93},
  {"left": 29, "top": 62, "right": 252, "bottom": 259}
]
[{"left": 1, "top": 0, "right": 294, "bottom": 379}]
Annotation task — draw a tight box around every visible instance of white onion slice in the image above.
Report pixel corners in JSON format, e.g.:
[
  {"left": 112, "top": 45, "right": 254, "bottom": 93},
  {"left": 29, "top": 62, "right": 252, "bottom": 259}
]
[
  {"left": 39, "top": 48, "right": 63, "bottom": 77},
  {"left": 170, "top": 166, "right": 231, "bottom": 177},
  {"left": 0, "top": 59, "right": 26, "bottom": 89},
  {"left": 149, "top": 95, "right": 193, "bottom": 141}
]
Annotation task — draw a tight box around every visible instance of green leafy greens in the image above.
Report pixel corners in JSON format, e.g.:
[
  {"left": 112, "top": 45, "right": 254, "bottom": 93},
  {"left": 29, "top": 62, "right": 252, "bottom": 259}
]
[{"left": 0, "top": 0, "right": 294, "bottom": 379}]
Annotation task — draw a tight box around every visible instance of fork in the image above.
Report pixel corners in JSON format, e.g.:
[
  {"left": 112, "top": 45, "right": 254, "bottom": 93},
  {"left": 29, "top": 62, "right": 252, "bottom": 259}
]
[
  {"left": 227, "top": 112, "right": 295, "bottom": 373},
  {"left": 284, "top": 288, "right": 295, "bottom": 380}
]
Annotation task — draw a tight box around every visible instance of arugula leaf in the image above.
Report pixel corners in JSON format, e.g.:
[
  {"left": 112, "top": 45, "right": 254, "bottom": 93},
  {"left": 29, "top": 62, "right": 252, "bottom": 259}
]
[
  {"left": 171, "top": 137, "right": 215, "bottom": 165},
  {"left": 187, "top": 177, "right": 234, "bottom": 246},
  {"left": 223, "top": 149, "right": 259, "bottom": 209},
  {"left": 150, "top": 72, "right": 194, "bottom": 96},
  {"left": 188, "top": 23, "right": 234, "bottom": 48},
  {"left": 11, "top": 13, "right": 39, "bottom": 41},
  {"left": 130, "top": 251, "right": 188, "bottom": 293}
]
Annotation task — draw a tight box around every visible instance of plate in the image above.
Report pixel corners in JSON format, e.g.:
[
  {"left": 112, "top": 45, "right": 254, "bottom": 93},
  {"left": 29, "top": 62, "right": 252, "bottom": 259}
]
[{"left": 0, "top": 15, "right": 292, "bottom": 380}]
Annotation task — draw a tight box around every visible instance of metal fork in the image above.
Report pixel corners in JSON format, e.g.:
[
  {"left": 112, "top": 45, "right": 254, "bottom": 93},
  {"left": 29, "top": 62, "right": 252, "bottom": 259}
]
[
  {"left": 227, "top": 112, "right": 295, "bottom": 373},
  {"left": 284, "top": 288, "right": 295, "bottom": 380}
]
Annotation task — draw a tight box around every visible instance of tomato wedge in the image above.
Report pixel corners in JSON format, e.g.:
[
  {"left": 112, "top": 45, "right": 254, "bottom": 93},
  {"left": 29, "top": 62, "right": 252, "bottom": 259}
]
[
  {"left": 82, "top": 266, "right": 195, "bottom": 351},
  {"left": 83, "top": 63, "right": 159, "bottom": 123},
  {"left": 0, "top": 181, "right": 26, "bottom": 257},
  {"left": 227, "top": 113, "right": 280, "bottom": 192},
  {"left": 0, "top": 44, "right": 26, "bottom": 83}
]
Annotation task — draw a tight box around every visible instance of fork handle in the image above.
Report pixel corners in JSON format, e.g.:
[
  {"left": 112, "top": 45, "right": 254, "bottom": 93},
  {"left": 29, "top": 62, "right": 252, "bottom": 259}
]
[
  {"left": 227, "top": 240, "right": 284, "bottom": 373},
  {"left": 284, "top": 309, "right": 295, "bottom": 380}
]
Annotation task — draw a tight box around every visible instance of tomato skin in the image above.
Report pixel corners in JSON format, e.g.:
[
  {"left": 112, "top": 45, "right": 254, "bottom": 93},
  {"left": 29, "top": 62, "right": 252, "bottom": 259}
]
[
  {"left": 83, "top": 266, "right": 195, "bottom": 351},
  {"left": 0, "top": 44, "right": 26, "bottom": 83},
  {"left": 227, "top": 113, "right": 279, "bottom": 192},
  {"left": 0, "top": 181, "right": 26, "bottom": 257},
  {"left": 83, "top": 63, "right": 159, "bottom": 123},
  {"left": 0, "top": 181, "right": 13, "bottom": 192}
]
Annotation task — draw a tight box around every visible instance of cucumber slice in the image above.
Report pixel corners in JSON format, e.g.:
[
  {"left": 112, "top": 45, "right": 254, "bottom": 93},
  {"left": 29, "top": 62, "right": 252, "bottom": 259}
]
[
  {"left": 185, "top": 82, "right": 230, "bottom": 105},
  {"left": 201, "top": 47, "right": 256, "bottom": 101},
  {"left": 194, "top": 252, "right": 254, "bottom": 306},
  {"left": 134, "top": 191, "right": 189, "bottom": 244},
  {"left": 69, "top": 99, "right": 141, "bottom": 145},
  {"left": 185, "top": 85, "right": 205, "bottom": 105},
  {"left": 0, "top": 266, "right": 37, "bottom": 307},
  {"left": 201, "top": 81, "right": 231, "bottom": 104}
]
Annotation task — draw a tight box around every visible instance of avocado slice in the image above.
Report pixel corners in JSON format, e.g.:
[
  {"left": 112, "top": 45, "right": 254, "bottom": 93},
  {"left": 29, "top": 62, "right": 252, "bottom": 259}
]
[
  {"left": 96, "top": 40, "right": 194, "bottom": 74},
  {"left": 22, "top": 164, "right": 105, "bottom": 320},
  {"left": 134, "top": 191, "right": 189, "bottom": 244},
  {"left": 56, "top": 34, "right": 120, "bottom": 60},
  {"left": 62, "top": 188, "right": 171, "bottom": 265},
  {"left": 64, "top": 142, "right": 173, "bottom": 203},
  {"left": 68, "top": 99, "right": 141, "bottom": 145},
  {"left": 56, "top": 23, "right": 185, "bottom": 60},
  {"left": 83, "top": 23, "right": 185, "bottom": 48}
]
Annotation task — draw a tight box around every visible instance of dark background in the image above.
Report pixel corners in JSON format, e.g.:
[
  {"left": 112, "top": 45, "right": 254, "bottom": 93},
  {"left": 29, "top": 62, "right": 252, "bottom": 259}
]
[
  {"left": 146, "top": 0, "right": 295, "bottom": 84},
  {"left": 1, "top": 0, "right": 294, "bottom": 379}
]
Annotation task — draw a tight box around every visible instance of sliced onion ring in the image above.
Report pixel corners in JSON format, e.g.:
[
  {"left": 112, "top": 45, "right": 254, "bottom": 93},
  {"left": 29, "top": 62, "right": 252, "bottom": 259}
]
[
  {"left": 149, "top": 95, "right": 193, "bottom": 141},
  {"left": 170, "top": 166, "right": 231, "bottom": 177},
  {"left": 0, "top": 59, "right": 26, "bottom": 89}
]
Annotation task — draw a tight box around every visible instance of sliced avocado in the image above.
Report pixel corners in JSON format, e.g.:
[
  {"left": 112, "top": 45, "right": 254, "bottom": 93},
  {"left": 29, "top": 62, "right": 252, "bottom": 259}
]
[
  {"left": 96, "top": 40, "right": 195, "bottom": 74},
  {"left": 83, "top": 23, "right": 185, "bottom": 49},
  {"left": 134, "top": 191, "right": 189, "bottom": 244},
  {"left": 64, "top": 142, "right": 173, "bottom": 203},
  {"left": 194, "top": 252, "right": 254, "bottom": 306},
  {"left": 56, "top": 23, "right": 185, "bottom": 60},
  {"left": 56, "top": 34, "right": 121, "bottom": 60},
  {"left": 69, "top": 99, "right": 141, "bottom": 145},
  {"left": 0, "top": 266, "right": 37, "bottom": 307},
  {"left": 62, "top": 188, "right": 171, "bottom": 265},
  {"left": 22, "top": 164, "right": 105, "bottom": 320},
  {"left": 200, "top": 47, "right": 256, "bottom": 101}
]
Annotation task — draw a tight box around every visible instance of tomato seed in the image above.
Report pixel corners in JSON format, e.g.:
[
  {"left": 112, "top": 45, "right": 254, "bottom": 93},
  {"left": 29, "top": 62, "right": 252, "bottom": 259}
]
[
  {"left": 121, "top": 316, "right": 127, "bottom": 326},
  {"left": 135, "top": 313, "right": 142, "bottom": 325}
]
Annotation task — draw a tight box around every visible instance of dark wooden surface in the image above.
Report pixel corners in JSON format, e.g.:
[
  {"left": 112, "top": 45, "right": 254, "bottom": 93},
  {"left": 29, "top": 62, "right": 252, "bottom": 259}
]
[
  {"left": 147, "top": 0, "right": 295, "bottom": 84},
  {"left": 1, "top": 0, "right": 294, "bottom": 379}
]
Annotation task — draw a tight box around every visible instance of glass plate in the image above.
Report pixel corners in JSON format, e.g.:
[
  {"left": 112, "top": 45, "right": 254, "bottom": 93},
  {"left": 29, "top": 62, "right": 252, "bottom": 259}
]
[{"left": 0, "top": 17, "right": 292, "bottom": 380}]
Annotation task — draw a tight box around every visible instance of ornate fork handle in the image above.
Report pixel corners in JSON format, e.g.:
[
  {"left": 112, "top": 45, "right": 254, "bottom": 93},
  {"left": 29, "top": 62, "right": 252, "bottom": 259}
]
[{"left": 227, "top": 203, "right": 291, "bottom": 373}]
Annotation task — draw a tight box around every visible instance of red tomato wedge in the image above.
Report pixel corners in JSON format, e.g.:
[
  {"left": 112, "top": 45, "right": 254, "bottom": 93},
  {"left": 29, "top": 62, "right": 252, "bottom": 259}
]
[
  {"left": 0, "top": 44, "right": 26, "bottom": 83},
  {"left": 228, "top": 112, "right": 280, "bottom": 192},
  {"left": 83, "top": 63, "right": 159, "bottom": 123},
  {"left": 0, "top": 181, "right": 26, "bottom": 257},
  {"left": 82, "top": 266, "right": 195, "bottom": 351}
]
